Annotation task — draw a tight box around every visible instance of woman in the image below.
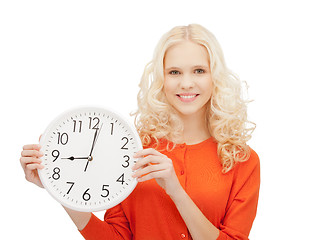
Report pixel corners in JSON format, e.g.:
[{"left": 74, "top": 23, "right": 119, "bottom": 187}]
[{"left": 20, "top": 24, "right": 260, "bottom": 240}]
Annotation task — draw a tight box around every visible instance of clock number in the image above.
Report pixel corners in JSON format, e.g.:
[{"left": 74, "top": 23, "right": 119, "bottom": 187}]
[
  {"left": 52, "top": 150, "right": 60, "bottom": 162},
  {"left": 57, "top": 132, "right": 68, "bottom": 145},
  {"left": 101, "top": 185, "right": 110, "bottom": 197},
  {"left": 122, "top": 155, "right": 130, "bottom": 168},
  {"left": 121, "top": 137, "right": 129, "bottom": 150},
  {"left": 89, "top": 117, "right": 100, "bottom": 130},
  {"left": 110, "top": 123, "right": 114, "bottom": 135},
  {"left": 82, "top": 188, "right": 91, "bottom": 201},
  {"left": 66, "top": 182, "right": 75, "bottom": 194},
  {"left": 73, "top": 120, "right": 82, "bottom": 133},
  {"left": 52, "top": 167, "right": 60, "bottom": 180},
  {"left": 116, "top": 173, "right": 125, "bottom": 185}
]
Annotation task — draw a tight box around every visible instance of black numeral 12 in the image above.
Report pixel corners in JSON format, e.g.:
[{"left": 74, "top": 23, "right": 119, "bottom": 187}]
[{"left": 89, "top": 117, "right": 100, "bottom": 130}]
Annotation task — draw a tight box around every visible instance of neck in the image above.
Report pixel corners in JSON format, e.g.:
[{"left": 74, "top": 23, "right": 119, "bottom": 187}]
[{"left": 180, "top": 109, "right": 211, "bottom": 145}]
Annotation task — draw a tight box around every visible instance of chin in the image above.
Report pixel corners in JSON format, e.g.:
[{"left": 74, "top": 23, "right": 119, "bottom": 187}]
[{"left": 175, "top": 107, "right": 202, "bottom": 118}]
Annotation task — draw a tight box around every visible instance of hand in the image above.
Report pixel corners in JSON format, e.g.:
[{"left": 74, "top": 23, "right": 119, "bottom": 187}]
[
  {"left": 61, "top": 156, "right": 90, "bottom": 161},
  {"left": 20, "top": 143, "right": 44, "bottom": 188},
  {"left": 132, "top": 148, "right": 182, "bottom": 197}
]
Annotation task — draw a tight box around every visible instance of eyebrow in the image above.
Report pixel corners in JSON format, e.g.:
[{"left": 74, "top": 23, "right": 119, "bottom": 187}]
[
  {"left": 164, "top": 65, "right": 209, "bottom": 71},
  {"left": 192, "top": 65, "right": 209, "bottom": 69},
  {"left": 164, "top": 67, "right": 180, "bottom": 71}
]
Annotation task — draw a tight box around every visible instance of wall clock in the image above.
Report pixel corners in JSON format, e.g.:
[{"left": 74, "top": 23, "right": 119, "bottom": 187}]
[{"left": 38, "top": 106, "right": 142, "bottom": 212}]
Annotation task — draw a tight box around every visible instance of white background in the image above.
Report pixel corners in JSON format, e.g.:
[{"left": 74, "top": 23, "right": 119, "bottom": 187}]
[{"left": 1, "top": 0, "right": 324, "bottom": 239}]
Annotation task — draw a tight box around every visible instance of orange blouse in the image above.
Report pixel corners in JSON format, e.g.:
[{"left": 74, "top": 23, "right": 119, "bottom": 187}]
[{"left": 80, "top": 137, "right": 260, "bottom": 240}]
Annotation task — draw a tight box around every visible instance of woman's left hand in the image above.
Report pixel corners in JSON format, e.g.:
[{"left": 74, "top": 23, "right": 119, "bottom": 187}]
[{"left": 132, "top": 148, "right": 182, "bottom": 197}]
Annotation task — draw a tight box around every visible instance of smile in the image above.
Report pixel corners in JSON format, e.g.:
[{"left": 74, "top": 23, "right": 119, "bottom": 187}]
[{"left": 176, "top": 94, "right": 199, "bottom": 102}]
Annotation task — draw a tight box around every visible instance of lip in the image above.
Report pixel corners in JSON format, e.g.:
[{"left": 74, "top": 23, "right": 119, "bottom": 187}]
[{"left": 176, "top": 93, "right": 199, "bottom": 103}]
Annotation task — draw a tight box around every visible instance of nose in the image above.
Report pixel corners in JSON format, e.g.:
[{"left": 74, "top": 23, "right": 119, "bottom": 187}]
[{"left": 180, "top": 73, "right": 195, "bottom": 90}]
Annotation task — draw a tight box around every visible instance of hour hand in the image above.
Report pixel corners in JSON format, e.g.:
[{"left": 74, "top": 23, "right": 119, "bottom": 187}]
[{"left": 62, "top": 156, "right": 89, "bottom": 161}]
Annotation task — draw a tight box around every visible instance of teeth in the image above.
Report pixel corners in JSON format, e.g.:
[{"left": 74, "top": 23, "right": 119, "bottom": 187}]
[{"left": 179, "top": 95, "right": 197, "bottom": 99}]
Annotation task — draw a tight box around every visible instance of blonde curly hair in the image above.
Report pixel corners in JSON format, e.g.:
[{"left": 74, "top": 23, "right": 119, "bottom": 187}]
[{"left": 133, "top": 24, "right": 255, "bottom": 173}]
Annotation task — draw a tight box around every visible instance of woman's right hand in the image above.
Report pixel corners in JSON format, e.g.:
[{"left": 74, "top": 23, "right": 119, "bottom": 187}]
[
  {"left": 20, "top": 140, "right": 92, "bottom": 230},
  {"left": 20, "top": 143, "right": 44, "bottom": 188}
]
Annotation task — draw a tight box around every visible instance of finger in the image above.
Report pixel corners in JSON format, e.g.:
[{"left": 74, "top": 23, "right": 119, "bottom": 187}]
[
  {"left": 39, "top": 134, "right": 42, "bottom": 142},
  {"left": 137, "top": 169, "right": 169, "bottom": 182},
  {"left": 23, "top": 144, "right": 41, "bottom": 151},
  {"left": 132, "top": 162, "right": 169, "bottom": 178},
  {"left": 20, "top": 157, "right": 42, "bottom": 165},
  {"left": 20, "top": 157, "right": 42, "bottom": 171},
  {"left": 133, "top": 155, "right": 168, "bottom": 170},
  {"left": 133, "top": 148, "right": 164, "bottom": 158},
  {"left": 26, "top": 163, "right": 44, "bottom": 171},
  {"left": 25, "top": 164, "right": 44, "bottom": 183},
  {"left": 21, "top": 149, "right": 43, "bottom": 158}
]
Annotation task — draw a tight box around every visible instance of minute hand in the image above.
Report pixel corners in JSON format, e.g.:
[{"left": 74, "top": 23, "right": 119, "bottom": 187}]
[{"left": 89, "top": 123, "right": 103, "bottom": 156}]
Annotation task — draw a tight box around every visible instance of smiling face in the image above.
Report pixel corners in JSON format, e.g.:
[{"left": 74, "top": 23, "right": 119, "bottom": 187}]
[{"left": 163, "top": 40, "right": 213, "bottom": 121}]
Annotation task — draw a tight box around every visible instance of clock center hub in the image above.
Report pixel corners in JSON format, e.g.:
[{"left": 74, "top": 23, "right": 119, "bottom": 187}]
[{"left": 88, "top": 156, "right": 93, "bottom": 161}]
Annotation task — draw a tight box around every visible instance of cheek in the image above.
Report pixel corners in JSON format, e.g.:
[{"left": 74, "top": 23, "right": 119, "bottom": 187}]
[
  {"left": 202, "top": 78, "right": 213, "bottom": 96},
  {"left": 163, "top": 78, "right": 175, "bottom": 96}
]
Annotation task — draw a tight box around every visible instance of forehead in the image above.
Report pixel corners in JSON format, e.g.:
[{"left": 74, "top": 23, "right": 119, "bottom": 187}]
[{"left": 164, "top": 41, "right": 210, "bottom": 68}]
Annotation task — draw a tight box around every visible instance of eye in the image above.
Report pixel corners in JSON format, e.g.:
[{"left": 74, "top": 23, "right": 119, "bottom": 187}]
[
  {"left": 194, "top": 69, "right": 205, "bottom": 74},
  {"left": 169, "top": 70, "right": 181, "bottom": 75}
]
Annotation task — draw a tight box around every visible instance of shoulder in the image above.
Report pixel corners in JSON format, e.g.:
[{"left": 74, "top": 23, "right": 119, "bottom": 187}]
[
  {"left": 248, "top": 147, "right": 260, "bottom": 167},
  {"left": 234, "top": 147, "right": 260, "bottom": 177},
  {"left": 226, "top": 147, "right": 260, "bottom": 198}
]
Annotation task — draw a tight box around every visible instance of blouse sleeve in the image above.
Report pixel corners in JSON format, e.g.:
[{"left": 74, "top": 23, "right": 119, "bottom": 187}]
[
  {"left": 79, "top": 204, "right": 132, "bottom": 240},
  {"left": 218, "top": 149, "right": 260, "bottom": 240}
]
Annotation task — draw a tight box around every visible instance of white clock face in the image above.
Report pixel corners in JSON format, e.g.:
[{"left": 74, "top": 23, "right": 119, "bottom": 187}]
[{"left": 38, "top": 107, "right": 142, "bottom": 212}]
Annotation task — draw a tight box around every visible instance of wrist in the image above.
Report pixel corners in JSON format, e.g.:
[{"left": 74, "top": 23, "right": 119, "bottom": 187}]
[
  {"left": 168, "top": 184, "right": 187, "bottom": 203},
  {"left": 62, "top": 205, "right": 92, "bottom": 230}
]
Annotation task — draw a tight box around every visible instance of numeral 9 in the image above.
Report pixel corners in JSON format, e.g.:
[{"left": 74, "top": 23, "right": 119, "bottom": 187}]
[{"left": 52, "top": 150, "right": 60, "bottom": 162}]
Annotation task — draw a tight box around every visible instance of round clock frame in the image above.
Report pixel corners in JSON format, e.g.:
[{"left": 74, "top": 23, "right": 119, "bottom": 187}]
[{"left": 38, "top": 106, "right": 142, "bottom": 212}]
